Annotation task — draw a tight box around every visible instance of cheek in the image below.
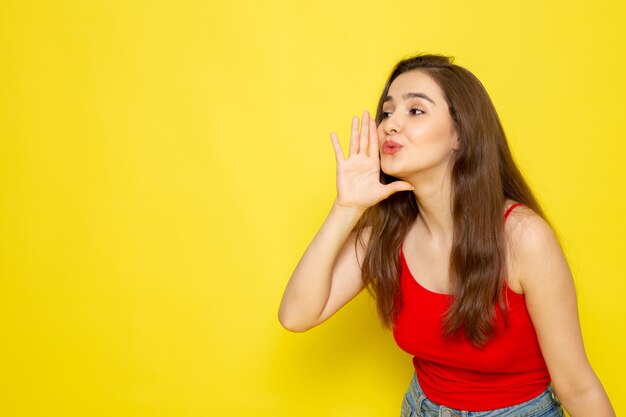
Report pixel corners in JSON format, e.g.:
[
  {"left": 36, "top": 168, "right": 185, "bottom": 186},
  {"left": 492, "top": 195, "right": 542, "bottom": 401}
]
[
  {"left": 409, "top": 117, "right": 452, "bottom": 144},
  {"left": 404, "top": 124, "right": 431, "bottom": 143}
]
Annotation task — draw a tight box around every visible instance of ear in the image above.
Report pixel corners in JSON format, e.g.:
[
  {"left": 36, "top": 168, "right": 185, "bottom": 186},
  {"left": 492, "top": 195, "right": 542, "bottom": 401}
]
[{"left": 452, "top": 134, "right": 460, "bottom": 151}]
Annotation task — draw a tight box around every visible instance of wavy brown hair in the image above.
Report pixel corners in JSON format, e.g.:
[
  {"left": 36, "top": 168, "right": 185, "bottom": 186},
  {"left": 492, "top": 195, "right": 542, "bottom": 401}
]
[{"left": 354, "top": 53, "right": 550, "bottom": 346}]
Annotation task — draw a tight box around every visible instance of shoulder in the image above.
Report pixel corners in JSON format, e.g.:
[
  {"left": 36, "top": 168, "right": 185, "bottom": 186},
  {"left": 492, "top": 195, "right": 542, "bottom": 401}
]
[
  {"left": 503, "top": 201, "right": 555, "bottom": 248},
  {"left": 502, "top": 201, "right": 566, "bottom": 293}
]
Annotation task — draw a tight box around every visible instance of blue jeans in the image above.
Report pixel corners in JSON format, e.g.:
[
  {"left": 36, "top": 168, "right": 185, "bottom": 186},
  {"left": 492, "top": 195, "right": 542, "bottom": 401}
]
[{"left": 400, "top": 372, "right": 564, "bottom": 417}]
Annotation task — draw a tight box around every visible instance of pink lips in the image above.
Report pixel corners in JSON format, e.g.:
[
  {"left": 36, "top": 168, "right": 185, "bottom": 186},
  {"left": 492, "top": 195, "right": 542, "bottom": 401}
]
[{"left": 382, "top": 140, "right": 403, "bottom": 155}]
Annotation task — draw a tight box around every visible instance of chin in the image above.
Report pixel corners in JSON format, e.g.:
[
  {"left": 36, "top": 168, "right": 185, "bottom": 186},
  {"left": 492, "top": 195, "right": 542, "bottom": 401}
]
[{"left": 381, "top": 165, "right": 408, "bottom": 181}]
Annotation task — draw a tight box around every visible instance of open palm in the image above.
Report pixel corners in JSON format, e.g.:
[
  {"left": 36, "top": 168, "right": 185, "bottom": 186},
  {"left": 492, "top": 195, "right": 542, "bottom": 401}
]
[{"left": 330, "top": 111, "right": 413, "bottom": 212}]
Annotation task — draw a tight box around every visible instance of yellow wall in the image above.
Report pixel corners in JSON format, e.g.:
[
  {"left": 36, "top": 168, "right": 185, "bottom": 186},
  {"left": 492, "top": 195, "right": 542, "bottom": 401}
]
[{"left": 1, "top": 0, "right": 624, "bottom": 415}]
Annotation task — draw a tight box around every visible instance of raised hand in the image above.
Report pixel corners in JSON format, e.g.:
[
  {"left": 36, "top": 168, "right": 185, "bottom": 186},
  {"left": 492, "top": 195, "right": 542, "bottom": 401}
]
[{"left": 330, "top": 111, "right": 414, "bottom": 212}]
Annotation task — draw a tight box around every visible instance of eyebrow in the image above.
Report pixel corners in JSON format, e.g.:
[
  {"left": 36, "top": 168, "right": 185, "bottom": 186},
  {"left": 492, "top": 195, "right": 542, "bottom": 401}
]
[{"left": 383, "top": 92, "right": 436, "bottom": 105}]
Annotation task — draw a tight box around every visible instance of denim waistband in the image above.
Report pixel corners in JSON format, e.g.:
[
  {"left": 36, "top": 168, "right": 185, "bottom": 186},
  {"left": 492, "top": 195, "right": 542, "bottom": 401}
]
[{"left": 400, "top": 373, "right": 564, "bottom": 417}]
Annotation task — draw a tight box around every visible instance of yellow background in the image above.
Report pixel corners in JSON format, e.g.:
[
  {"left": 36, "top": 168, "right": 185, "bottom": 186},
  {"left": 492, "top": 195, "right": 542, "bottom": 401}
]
[{"left": 1, "top": 0, "right": 624, "bottom": 415}]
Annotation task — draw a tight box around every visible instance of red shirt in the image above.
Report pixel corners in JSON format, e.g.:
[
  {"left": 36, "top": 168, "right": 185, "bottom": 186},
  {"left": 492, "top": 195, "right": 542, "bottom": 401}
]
[{"left": 392, "top": 204, "right": 551, "bottom": 410}]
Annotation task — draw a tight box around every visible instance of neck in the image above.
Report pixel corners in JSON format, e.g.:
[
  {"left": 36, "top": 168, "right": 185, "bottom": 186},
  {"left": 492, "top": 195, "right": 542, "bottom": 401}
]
[{"left": 406, "top": 167, "right": 455, "bottom": 244}]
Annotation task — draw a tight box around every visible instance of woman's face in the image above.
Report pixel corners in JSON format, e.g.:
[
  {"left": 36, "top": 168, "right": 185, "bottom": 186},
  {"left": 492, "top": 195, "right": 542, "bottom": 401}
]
[{"left": 377, "top": 70, "right": 459, "bottom": 182}]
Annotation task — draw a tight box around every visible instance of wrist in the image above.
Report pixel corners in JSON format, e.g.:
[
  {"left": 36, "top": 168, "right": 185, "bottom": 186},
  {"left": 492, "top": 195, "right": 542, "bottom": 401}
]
[{"left": 331, "top": 199, "right": 367, "bottom": 220}]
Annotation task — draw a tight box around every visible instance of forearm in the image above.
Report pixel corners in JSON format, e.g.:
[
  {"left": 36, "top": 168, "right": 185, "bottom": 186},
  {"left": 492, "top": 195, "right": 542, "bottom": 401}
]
[
  {"left": 557, "top": 377, "right": 615, "bottom": 417},
  {"left": 278, "top": 201, "right": 364, "bottom": 331}
]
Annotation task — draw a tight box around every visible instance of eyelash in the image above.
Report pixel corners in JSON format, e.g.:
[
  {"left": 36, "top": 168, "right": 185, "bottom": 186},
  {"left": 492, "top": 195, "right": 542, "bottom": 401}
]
[{"left": 381, "top": 108, "right": 424, "bottom": 118}]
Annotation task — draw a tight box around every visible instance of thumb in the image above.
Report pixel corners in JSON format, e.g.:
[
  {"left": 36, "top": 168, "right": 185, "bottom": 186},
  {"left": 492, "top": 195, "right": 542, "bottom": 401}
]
[{"left": 381, "top": 181, "right": 414, "bottom": 199}]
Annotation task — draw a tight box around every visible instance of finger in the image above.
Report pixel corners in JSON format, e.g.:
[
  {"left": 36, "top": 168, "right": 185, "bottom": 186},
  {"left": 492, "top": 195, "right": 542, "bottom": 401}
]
[
  {"left": 368, "top": 119, "right": 379, "bottom": 159},
  {"left": 349, "top": 116, "right": 359, "bottom": 157},
  {"left": 359, "top": 111, "right": 369, "bottom": 155},
  {"left": 381, "top": 181, "right": 415, "bottom": 199},
  {"left": 330, "top": 132, "right": 345, "bottom": 165}
]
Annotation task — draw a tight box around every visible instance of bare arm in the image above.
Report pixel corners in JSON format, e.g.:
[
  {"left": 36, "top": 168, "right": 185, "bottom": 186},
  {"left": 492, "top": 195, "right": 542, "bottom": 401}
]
[
  {"left": 508, "top": 207, "right": 615, "bottom": 416},
  {"left": 278, "top": 111, "right": 413, "bottom": 332},
  {"left": 277, "top": 203, "right": 367, "bottom": 332}
]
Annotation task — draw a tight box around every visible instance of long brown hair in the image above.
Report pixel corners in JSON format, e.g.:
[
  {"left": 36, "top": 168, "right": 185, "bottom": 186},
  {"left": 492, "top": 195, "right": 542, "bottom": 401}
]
[{"left": 355, "top": 53, "right": 549, "bottom": 346}]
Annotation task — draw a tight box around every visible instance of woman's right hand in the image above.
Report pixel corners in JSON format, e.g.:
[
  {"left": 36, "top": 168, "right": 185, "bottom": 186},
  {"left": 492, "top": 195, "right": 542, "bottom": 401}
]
[{"left": 330, "top": 111, "right": 414, "bottom": 212}]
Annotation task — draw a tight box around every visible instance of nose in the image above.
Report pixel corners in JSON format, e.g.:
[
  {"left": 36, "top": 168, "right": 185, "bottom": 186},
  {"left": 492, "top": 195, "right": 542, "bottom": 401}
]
[{"left": 382, "top": 113, "right": 401, "bottom": 137}]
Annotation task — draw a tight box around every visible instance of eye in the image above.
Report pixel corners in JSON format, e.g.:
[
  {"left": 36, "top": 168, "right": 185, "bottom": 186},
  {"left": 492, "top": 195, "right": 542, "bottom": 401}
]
[
  {"left": 381, "top": 111, "right": 392, "bottom": 119},
  {"left": 410, "top": 108, "right": 424, "bottom": 115}
]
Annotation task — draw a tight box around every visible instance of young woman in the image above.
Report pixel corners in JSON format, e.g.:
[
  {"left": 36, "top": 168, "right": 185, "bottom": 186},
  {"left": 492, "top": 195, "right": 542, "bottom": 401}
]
[{"left": 278, "top": 54, "right": 615, "bottom": 416}]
